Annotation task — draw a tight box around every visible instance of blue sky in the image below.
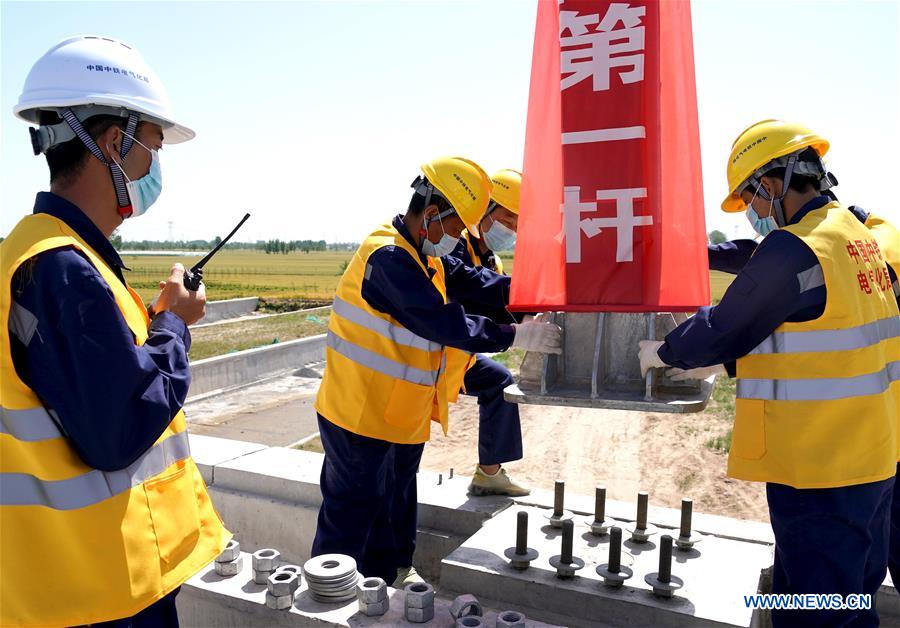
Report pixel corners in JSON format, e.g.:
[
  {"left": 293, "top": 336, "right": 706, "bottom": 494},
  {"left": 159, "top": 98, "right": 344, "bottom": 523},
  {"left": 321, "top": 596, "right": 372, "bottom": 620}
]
[{"left": 2, "top": 0, "right": 897, "bottom": 243}]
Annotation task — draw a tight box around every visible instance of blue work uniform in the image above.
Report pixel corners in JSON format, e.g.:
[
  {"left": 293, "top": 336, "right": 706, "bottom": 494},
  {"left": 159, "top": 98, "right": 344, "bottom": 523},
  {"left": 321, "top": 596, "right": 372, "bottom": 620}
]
[
  {"left": 710, "top": 207, "right": 900, "bottom": 606},
  {"left": 311, "top": 216, "right": 516, "bottom": 582},
  {"left": 444, "top": 234, "right": 524, "bottom": 467},
  {"left": 664, "top": 197, "right": 895, "bottom": 627},
  {"left": 8, "top": 192, "right": 190, "bottom": 625}
]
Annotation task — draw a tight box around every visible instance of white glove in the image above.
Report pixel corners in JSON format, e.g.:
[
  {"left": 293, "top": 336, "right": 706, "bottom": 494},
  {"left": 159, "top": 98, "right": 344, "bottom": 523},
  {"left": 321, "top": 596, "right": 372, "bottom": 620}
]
[
  {"left": 638, "top": 340, "right": 667, "bottom": 377},
  {"left": 665, "top": 364, "right": 726, "bottom": 382},
  {"left": 512, "top": 321, "right": 562, "bottom": 354}
]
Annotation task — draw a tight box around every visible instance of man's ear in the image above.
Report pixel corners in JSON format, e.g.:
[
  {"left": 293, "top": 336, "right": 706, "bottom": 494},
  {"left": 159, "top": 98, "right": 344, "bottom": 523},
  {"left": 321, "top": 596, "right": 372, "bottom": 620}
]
[
  {"left": 423, "top": 204, "right": 439, "bottom": 220},
  {"left": 760, "top": 175, "right": 781, "bottom": 199},
  {"left": 99, "top": 125, "right": 123, "bottom": 162}
]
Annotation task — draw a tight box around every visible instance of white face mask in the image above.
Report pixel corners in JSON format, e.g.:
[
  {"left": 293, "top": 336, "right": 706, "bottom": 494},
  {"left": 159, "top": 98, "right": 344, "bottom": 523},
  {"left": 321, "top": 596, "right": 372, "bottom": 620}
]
[
  {"left": 744, "top": 183, "right": 777, "bottom": 237},
  {"left": 482, "top": 215, "right": 517, "bottom": 251},
  {"left": 421, "top": 211, "right": 459, "bottom": 258},
  {"left": 108, "top": 131, "right": 162, "bottom": 218}
]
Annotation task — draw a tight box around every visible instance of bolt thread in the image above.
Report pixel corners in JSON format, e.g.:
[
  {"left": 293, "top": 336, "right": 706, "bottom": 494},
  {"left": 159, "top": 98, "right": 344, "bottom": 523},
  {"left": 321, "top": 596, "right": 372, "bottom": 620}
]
[
  {"left": 636, "top": 491, "right": 648, "bottom": 528},
  {"left": 609, "top": 527, "right": 622, "bottom": 572},
  {"left": 680, "top": 498, "right": 693, "bottom": 538},
  {"left": 516, "top": 511, "right": 528, "bottom": 554},
  {"left": 561, "top": 519, "right": 574, "bottom": 563},
  {"left": 554, "top": 480, "right": 565, "bottom": 516},
  {"left": 659, "top": 535, "right": 673, "bottom": 582},
  {"left": 595, "top": 486, "right": 606, "bottom": 523}
]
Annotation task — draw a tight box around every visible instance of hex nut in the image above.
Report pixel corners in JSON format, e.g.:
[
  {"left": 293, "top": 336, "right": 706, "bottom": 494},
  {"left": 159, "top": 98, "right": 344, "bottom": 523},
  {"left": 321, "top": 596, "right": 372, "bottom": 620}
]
[
  {"left": 457, "top": 618, "right": 484, "bottom": 627},
  {"left": 405, "top": 604, "right": 435, "bottom": 623},
  {"left": 450, "top": 594, "right": 483, "bottom": 619},
  {"left": 265, "top": 591, "right": 293, "bottom": 610},
  {"left": 357, "top": 577, "right": 387, "bottom": 604},
  {"left": 357, "top": 596, "right": 390, "bottom": 617},
  {"left": 252, "top": 548, "right": 281, "bottom": 572},
  {"left": 267, "top": 570, "right": 299, "bottom": 596},
  {"left": 496, "top": 610, "right": 527, "bottom": 628},
  {"left": 214, "top": 555, "right": 242, "bottom": 577},
  {"left": 254, "top": 569, "right": 273, "bottom": 585},
  {"left": 215, "top": 539, "right": 240, "bottom": 563},
  {"left": 404, "top": 582, "right": 435, "bottom": 609}
]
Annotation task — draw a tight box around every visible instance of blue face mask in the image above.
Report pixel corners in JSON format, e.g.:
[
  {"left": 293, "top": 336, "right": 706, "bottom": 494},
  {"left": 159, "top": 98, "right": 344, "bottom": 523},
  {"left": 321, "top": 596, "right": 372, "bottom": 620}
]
[
  {"left": 421, "top": 211, "right": 459, "bottom": 258},
  {"left": 110, "top": 132, "right": 162, "bottom": 218},
  {"left": 744, "top": 183, "right": 777, "bottom": 238},
  {"left": 482, "top": 215, "right": 517, "bottom": 251}
]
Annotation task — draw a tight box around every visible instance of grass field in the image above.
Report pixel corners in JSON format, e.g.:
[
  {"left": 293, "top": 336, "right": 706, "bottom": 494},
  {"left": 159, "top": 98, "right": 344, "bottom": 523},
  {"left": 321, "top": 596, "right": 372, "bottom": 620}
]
[
  {"left": 124, "top": 250, "right": 734, "bottom": 305},
  {"left": 189, "top": 309, "right": 331, "bottom": 360},
  {"left": 122, "top": 250, "right": 352, "bottom": 303}
]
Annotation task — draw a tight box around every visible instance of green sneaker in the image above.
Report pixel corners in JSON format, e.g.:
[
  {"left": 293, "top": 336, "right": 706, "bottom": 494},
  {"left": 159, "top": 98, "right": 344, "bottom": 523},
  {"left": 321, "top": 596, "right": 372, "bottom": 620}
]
[
  {"left": 392, "top": 565, "right": 425, "bottom": 589},
  {"left": 468, "top": 466, "right": 531, "bottom": 497}
]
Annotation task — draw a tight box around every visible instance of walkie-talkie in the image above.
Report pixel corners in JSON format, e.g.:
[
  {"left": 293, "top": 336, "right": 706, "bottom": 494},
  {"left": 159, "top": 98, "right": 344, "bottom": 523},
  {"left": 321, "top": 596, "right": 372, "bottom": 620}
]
[{"left": 182, "top": 212, "right": 251, "bottom": 291}]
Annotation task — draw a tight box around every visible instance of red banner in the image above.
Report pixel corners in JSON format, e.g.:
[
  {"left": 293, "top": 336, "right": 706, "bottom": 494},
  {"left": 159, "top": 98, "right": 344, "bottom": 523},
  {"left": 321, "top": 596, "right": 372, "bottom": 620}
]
[{"left": 510, "top": 0, "right": 709, "bottom": 312}]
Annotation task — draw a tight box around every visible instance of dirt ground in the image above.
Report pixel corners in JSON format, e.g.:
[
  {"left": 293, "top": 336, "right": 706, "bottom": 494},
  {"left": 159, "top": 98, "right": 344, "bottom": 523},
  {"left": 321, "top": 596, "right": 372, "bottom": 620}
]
[{"left": 420, "top": 396, "right": 769, "bottom": 523}]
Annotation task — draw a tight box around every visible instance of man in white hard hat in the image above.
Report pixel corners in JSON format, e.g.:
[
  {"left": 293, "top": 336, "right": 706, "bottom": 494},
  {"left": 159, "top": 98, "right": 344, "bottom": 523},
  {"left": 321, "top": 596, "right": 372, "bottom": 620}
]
[{"left": 0, "top": 36, "right": 230, "bottom": 627}]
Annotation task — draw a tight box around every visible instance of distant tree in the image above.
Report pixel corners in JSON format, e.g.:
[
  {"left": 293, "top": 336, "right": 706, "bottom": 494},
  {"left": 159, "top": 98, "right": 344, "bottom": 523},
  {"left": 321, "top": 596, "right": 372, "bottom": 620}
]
[
  {"left": 708, "top": 230, "right": 727, "bottom": 244},
  {"left": 110, "top": 231, "right": 123, "bottom": 250}
]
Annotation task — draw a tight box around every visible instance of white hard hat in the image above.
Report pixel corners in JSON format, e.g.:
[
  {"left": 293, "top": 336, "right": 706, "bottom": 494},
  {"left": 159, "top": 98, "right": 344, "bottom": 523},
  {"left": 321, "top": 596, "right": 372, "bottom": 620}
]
[{"left": 15, "top": 35, "right": 194, "bottom": 144}]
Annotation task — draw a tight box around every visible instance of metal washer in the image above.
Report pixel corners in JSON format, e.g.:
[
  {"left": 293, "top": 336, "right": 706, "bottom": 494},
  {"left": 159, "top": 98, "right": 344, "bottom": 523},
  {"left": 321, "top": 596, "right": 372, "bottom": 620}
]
[{"left": 303, "top": 554, "right": 357, "bottom": 580}]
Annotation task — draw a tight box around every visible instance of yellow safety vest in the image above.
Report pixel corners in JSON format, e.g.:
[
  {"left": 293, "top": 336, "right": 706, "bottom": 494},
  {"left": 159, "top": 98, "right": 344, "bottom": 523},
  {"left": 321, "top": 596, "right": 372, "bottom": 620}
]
[
  {"left": 729, "top": 203, "right": 900, "bottom": 488},
  {"left": 865, "top": 211, "right": 900, "bottom": 299},
  {"left": 315, "top": 222, "right": 449, "bottom": 444},
  {"left": 0, "top": 213, "right": 230, "bottom": 627},
  {"left": 443, "top": 231, "right": 507, "bottom": 402}
]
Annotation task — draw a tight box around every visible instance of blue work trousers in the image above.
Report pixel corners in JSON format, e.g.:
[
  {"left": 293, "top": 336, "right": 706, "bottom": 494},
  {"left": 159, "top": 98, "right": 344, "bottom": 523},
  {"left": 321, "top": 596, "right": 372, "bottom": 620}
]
[
  {"left": 311, "top": 415, "right": 424, "bottom": 583},
  {"left": 461, "top": 354, "right": 523, "bottom": 466},
  {"left": 767, "top": 477, "right": 893, "bottom": 627},
  {"left": 888, "top": 463, "right": 900, "bottom": 595}
]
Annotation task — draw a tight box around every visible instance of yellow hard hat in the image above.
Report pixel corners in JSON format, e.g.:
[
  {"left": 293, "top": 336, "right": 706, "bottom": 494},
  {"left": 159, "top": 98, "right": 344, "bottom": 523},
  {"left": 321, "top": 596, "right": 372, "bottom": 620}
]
[
  {"left": 489, "top": 169, "right": 522, "bottom": 215},
  {"left": 722, "top": 119, "right": 829, "bottom": 213},
  {"left": 421, "top": 156, "right": 493, "bottom": 237}
]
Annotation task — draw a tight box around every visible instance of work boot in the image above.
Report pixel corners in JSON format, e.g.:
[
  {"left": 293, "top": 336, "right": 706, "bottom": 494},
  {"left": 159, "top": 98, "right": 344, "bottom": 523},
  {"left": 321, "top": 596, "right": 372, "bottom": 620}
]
[
  {"left": 392, "top": 566, "right": 425, "bottom": 589},
  {"left": 468, "top": 466, "right": 531, "bottom": 497}
]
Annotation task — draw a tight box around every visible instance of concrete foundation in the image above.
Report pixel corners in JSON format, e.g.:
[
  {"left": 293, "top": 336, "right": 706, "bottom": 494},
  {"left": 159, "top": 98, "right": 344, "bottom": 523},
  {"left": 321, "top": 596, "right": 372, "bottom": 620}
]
[
  {"left": 178, "top": 551, "right": 564, "bottom": 627},
  {"left": 185, "top": 433, "right": 900, "bottom": 627}
]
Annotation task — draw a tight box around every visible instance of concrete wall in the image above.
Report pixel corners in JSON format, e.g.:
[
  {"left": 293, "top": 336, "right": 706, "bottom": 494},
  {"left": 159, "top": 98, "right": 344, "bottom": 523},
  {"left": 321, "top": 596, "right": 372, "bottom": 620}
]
[
  {"left": 188, "top": 433, "right": 509, "bottom": 579},
  {"left": 198, "top": 297, "right": 259, "bottom": 324},
  {"left": 188, "top": 335, "right": 326, "bottom": 398}
]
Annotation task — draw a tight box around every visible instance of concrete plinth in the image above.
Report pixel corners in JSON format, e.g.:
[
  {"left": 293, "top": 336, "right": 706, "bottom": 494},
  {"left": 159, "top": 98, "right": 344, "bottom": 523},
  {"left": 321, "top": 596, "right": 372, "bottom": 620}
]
[
  {"left": 178, "top": 551, "right": 563, "bottom": 627},
  {"left": 441, "top": 505, "right": 774, "bottom": 628}
]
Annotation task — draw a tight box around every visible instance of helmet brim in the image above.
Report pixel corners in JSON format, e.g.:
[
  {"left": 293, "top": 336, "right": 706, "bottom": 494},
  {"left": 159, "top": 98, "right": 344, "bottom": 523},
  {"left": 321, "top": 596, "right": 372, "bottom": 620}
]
[{"left": 14, "top": 94, "right": 195, "bottom": 144}]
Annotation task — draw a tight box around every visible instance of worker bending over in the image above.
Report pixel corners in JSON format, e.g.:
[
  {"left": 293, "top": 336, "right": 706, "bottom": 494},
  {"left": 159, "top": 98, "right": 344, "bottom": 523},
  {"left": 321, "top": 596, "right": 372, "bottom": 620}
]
[
  {"left": 312, "top": 157, "right": 561, "bottom": 588},
  {"left": 443, "top": 169, "right": 530, "bottom": 496}
]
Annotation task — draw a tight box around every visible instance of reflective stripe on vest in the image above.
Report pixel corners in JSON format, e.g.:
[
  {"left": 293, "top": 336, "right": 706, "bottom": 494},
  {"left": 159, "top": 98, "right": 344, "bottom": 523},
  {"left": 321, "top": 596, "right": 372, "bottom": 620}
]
[
  {"left": 0, "top": 406, "right": 64, "bottom": 441},
  {"left": 738, "top": 361, "right": 900, "bottom": 401},
  {"left": 326, "top": 331, "right": 442, "bottom": 386},
  {"left": 332, "top": 296, "right": 440, "bottom": 352},
  {"left": 749, "top": 316, "right": 900, "bottom": 356},
  {"left": 1, "top": 431, "right": 190, "bottom": 509}
]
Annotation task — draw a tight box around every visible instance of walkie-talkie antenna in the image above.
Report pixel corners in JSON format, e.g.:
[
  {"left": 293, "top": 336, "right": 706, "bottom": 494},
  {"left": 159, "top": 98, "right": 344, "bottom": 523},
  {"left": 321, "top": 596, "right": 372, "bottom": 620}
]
[{"left": 182, "top": 212, "right": 251, "bottom": 291}]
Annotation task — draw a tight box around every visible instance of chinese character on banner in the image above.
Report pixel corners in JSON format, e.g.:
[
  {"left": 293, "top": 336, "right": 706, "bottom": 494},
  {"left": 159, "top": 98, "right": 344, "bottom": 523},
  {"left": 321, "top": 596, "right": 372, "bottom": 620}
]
[
  {"left": 847, "top": 241, "right": 861, "bottom": 264},
  {"left": 510, "top": 0, "right": 708, "bottom": 312},
  {"left": 560, "top": 3, "right": 646, "bottom": 92}
]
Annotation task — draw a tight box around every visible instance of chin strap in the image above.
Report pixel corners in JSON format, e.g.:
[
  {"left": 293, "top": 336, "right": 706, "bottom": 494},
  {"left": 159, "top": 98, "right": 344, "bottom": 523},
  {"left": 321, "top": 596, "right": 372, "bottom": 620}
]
[{"left": 58, "top": 108, "right": 139, "bottom": 217}]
